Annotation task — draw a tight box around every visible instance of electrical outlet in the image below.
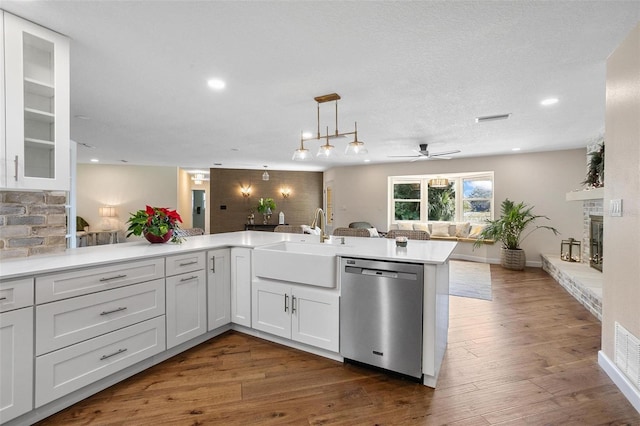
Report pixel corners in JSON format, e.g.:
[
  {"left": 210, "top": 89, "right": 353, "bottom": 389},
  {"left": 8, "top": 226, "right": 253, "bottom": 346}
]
[{"left": 610, "top": 199, "right": 622, "bottom": 217}]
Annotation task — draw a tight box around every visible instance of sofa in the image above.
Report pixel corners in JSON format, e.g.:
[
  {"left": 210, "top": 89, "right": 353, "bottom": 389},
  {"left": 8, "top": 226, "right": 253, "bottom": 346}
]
[{"left": 388, "top": 222, "right": 494, "bottom": 244}]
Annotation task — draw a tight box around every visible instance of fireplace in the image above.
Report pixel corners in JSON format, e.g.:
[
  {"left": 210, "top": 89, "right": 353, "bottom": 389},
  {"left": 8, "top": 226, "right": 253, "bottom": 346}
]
[{"left": 590, "top": 215, "right": 603, "bottom": 272}]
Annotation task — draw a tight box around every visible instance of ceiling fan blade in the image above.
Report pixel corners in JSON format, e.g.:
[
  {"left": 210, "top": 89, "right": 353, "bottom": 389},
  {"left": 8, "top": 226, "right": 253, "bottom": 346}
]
[
  {"left": 387, "top": 154, "right": 422, "bottom": 158},
  {"left": 429, "top": 155, "right": 451, "bottom": 160},
  {"left": 430, "top": 149, "right": 461, "bottom": 157}
]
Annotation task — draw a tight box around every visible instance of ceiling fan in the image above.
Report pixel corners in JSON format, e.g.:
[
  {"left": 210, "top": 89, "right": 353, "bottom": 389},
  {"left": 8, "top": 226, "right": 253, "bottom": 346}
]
[{"left": 389, "top": 144, "right": 461, "bottom": 161}]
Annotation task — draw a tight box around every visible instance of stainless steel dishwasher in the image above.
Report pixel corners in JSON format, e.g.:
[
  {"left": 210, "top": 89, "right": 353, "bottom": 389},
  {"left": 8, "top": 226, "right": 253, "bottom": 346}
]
[{"left": 340, "top": 257, "right": 424, "bottom": 379}]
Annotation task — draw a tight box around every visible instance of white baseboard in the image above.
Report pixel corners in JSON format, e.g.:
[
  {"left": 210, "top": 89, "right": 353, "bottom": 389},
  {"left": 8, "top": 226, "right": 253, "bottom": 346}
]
[
  {"left": 598, "top": 350, "right": 640, "bottom": 414},
  {"left": 449, "top": 253, "right": 542, "bottom": 268}
]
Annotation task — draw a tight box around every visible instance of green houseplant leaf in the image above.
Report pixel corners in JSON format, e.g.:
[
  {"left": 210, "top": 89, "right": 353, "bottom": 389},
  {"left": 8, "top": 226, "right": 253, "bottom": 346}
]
[{"left": 473, "top": 198, "right": 559, "bottom": 250}]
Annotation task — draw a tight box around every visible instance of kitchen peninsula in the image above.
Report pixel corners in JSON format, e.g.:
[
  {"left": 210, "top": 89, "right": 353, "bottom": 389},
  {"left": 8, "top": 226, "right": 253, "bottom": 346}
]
[{"left": 0, "top": 231, "right": 456, "bottom": 426}]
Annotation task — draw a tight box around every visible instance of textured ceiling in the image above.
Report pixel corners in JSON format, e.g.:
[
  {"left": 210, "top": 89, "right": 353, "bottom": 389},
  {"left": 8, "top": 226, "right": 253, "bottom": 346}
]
[{"left": 2, "top": 1, "right": 639, "bottom": 172}]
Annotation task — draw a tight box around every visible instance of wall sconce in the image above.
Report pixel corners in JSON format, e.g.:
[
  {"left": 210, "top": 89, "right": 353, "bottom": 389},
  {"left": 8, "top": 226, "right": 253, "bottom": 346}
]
[
  {"left": 281, "top": 188, "right": 291, "bottom": 199},
  {"left": 240, "top": 185, "right": 251, "bottom": 198}
]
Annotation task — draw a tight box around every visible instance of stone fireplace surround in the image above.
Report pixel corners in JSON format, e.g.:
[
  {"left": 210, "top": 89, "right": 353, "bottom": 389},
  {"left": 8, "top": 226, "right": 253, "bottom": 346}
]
[{"left": 542, "top": 194, "right": 604, "bottom": 320}]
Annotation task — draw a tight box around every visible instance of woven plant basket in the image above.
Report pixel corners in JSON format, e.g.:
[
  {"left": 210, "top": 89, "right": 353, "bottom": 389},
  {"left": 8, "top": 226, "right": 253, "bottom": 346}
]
[{"left": 500, "top": 247, "right": 526, "bottom": 270}]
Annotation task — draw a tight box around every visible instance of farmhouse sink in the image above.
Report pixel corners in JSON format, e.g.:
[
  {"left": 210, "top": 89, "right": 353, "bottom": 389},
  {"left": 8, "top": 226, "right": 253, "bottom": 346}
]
[{"left": 253, "top": 241, "right": 339, "bottom": 288}]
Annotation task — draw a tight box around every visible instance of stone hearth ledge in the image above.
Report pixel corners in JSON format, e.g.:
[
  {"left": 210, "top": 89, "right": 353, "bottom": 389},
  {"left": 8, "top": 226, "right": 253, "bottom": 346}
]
[{"left": 541, "top": 254, "right": 602, "bottom": 321}]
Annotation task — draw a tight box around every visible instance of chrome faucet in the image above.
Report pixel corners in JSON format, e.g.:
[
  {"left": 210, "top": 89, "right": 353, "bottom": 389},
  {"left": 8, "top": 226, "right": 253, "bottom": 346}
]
[{"left": 311, "top": 207, "right": 330, "bottom": 243}]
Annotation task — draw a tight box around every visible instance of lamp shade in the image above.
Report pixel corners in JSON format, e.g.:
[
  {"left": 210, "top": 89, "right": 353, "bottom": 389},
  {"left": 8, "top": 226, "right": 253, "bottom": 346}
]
[
  {"left": 428, "top": 178, "right": 449, "bottom": 188},
  {"left": 99, "top": 206, "right": 116, "bottom": 217}
]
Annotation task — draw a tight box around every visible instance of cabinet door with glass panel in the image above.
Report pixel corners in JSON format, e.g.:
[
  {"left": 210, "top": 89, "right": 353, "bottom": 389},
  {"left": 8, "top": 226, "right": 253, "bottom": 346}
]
[{"left": 3, "top": 12, "right": 70, "bottom": 190}]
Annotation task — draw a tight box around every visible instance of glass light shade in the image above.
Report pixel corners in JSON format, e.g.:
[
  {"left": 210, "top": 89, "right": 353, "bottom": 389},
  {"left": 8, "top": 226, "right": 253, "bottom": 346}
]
[
  {"left": 292, "top": 148, "right": 310, "bottom": 161},
  {"left": 345, "top": 140, "right": 367, "bottom": 155},
  {"left": 317, "top": 143, "right": 334, "bottom": 158},
  {"left": 262, "top": 171, "right": 270, "bottom": 181}
]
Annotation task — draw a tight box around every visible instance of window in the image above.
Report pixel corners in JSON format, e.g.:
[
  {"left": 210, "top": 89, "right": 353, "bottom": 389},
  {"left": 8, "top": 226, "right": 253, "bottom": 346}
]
[
  {"left": 389, "top": 173, "right": 493, "bottom": 225},
  {"left": 393, "top": 181, "right": 421, "bottom": 221},
  {"left": 462, "top": 178, "right": 493, "bottom": 223}
]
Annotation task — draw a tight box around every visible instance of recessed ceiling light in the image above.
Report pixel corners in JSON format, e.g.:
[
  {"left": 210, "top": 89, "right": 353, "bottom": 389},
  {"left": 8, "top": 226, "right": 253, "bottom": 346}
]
[
  {"left": 512, "top": 148, "right": 521, "bottom": 151},
  {"left": 74, "top": 115, "right": 91, "bottom": 120},
  {"left": 364, "top": 158, "right": 371, "bottom": 163},
  {"left": 207, "top": 79, "right": 226, "bottom": 90},
  {"left": 90, "top": 158, "right": 99, "bottom": 162},
  {"left": 541, "top": 98, "right": 559, "bottom": 106}
]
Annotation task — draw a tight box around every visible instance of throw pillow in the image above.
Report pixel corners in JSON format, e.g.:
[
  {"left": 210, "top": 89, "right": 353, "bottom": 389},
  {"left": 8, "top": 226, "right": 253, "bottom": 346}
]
[
  {"left": 398, "top": 222, "right": 413, "bottom": 230},
  {"left": 413, "top": 223, "right": 429, "bottom": 232},
  {"left": 455, "top": 222, "right": 471, "bottom": 238},
  {"left": 367, "top": 227, "right": 380, "bottom": 237},
  {"left": 468, "top": 224, "right": 486, "bottom": 238},
  {"left": 431, "top": 222, "right": 450, "bottom": 237}
]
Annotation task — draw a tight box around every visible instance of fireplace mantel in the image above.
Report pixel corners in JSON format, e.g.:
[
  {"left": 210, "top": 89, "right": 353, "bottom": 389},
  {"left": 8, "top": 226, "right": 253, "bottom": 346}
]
[{"left": 566, "top": 187, "right": 604, "bottom": 201}]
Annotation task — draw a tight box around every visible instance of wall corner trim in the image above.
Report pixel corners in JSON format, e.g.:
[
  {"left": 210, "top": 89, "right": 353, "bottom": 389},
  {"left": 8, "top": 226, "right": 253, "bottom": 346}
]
[{"left": 598, "top": 350, "right": 640, "bottom": 414}]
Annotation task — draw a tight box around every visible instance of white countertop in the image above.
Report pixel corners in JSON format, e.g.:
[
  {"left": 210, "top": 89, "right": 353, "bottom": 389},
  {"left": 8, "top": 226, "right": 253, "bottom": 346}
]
[{"left": 0, "top": 231, "right": 457, "bottom": 280}]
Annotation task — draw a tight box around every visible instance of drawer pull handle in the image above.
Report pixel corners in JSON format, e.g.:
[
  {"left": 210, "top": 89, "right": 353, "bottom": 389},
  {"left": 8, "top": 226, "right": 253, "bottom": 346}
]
[
  {"left": 14, "top": 155, "right": 18, "bottom": 181},
  {"left": 179, "top": 261, "right": 198, "bottom": 266},
  {"left": 180, "top": 275, "right": 198, "bottom": 282},
  {"left": 284, "top": 294, "right": 289, "bottom": 312},
  {"left": 100, "top": 306, "right": 127, "bottom": 316},
  {"left": 211, "top": 256, "right": 215, "bottom": 273},
  {"left": 292, "top": 295, "right": 297, "bottom": 314},
  {"left": 100, "top": 348, "right": 127, "bottom": 360},
  {"left": 99, "top": 274, "right": 127, "bottom": 282},
  {"left": 0, "top": 297, "right": 7, "bottom": 301}
]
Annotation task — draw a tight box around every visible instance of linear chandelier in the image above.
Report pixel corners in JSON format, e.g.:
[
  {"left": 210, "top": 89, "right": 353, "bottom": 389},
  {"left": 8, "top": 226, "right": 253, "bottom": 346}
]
[{"left": 292, "top": 93, "right": 367, "bottom": 161}]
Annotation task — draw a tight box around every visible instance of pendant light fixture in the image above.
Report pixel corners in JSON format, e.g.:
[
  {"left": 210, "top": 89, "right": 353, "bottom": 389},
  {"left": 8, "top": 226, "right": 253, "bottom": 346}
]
[
  {"left": 428, "top": 177, "right": 449, "bottom": 188},
  {"left": 292, "top": 132, "right": 310, "bottom": 160},
  {"left": 262, "top": 165, "right": 270, "bottom": 181},
  {"left": 293, "top": 93, "right": 367, "bottom": 160}
]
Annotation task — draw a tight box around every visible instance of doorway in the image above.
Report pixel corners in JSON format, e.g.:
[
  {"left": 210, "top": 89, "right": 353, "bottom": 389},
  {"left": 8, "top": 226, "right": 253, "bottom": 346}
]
[{"left": 192, "top": 190, "right": 206, "bottom": 229}]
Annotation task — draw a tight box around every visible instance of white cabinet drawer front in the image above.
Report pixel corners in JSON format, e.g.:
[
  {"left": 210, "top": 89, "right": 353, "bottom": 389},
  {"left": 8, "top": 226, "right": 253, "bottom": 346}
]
[
  {"left": 0, "top": 277, "right": 34, "bottom": 312},
  {"left": 166, "top": 252, "right": 206, "bottom": 276},
  {"left": 35, "top": 315, "right": 166, "bottom": 407},
  {"left": 36, "top": 279, "right": 166, "bottom": 355},
  {"left": 36, "top": 258, "right": 165, "bottom": 303}
]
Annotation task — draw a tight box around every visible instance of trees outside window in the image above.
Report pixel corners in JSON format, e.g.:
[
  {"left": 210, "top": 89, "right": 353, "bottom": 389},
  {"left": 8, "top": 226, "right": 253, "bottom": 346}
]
[
  {"left": 462, "top": 178, "right": 493, "bottom": 223},
  {"left": 427, "top": 182, "right": 455, "bottom": 221},
  {"left": 393, "top": 182, "right": 421, "bottom": 221}
]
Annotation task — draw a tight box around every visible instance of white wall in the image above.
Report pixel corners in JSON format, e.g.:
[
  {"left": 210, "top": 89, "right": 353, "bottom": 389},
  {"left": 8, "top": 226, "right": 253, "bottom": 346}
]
[
  {"left": 602, "top": 22, "right": 640, "bottom": 358},
  {"left": 76, "top": 164, "right": 179, "bottom": 239},
  {"left": 325, "top": 149, "right": 586, "bottom": 266}
]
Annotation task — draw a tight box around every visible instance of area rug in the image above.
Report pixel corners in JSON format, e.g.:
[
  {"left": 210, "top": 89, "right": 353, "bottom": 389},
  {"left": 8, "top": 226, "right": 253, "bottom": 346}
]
[{"left": 449, "top": 260, "right": 492, "bottom": 301}]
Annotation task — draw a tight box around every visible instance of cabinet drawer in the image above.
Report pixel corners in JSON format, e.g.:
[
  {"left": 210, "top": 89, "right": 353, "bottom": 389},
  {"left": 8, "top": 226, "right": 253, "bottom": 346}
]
[
  {"left": 36, "top": 279, "right": 165, "bottom": 356},
  {"left": 166, "top": 252, "right": 205, "bottom": 276},
  {"left": 0, "top": 277, "right": 34, "bottom": 312},
  {"left": 36, "top": 258, "right": 165, "bottom": 303},
  {"left": 35, "top": 315, "right": 166, "bottom": 407}
]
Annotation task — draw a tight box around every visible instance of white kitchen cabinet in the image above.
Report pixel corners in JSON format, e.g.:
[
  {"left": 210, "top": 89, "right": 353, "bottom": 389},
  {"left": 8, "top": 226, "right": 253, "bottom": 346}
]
[
  {"left": 0, "top": 306, "right": 34, "bottom": 423},
  {"left": 35, "top": 316, "right": 165, "bottom": 408},
  {"left": 252, "top": 280, "right": 339, "bottom": 352},
  {"left": 231, "top": 247, "right": 252, "bottom": 327},
  {"left": 207, "top": 248, "right": 230, "bottom": 330},
  {"left": 165, "top": 252, "right": 207, "bottom": 349},
  {"left": 2, "top": 12, "right": 70, "bottom": 190}
]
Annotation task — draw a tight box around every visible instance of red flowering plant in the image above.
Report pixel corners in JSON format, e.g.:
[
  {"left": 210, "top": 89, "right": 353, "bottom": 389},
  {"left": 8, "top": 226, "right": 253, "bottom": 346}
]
[{"left": 126, "top": 205, "right": 184, "bottom": 243}]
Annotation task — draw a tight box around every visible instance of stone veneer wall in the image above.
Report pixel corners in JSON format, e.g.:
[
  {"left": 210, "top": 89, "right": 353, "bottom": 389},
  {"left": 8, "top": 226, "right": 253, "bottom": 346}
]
[
  {"left": 582, "top": 199, "right": 604, "bottom": 264},
  {"left": 0, "top": 190, "right": 68, "bottom": 259}
]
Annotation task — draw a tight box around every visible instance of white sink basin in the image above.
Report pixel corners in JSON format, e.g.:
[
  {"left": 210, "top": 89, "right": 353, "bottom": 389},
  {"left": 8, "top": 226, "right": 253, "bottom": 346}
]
[{"left": 253, "top": 241, "right": 338, "bottom": 288}]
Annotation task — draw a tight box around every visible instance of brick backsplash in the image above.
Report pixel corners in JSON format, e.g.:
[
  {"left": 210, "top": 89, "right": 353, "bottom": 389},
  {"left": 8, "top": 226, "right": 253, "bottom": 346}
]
[{"left": 0, "top": 190, "right": 68, "bottom": 259}]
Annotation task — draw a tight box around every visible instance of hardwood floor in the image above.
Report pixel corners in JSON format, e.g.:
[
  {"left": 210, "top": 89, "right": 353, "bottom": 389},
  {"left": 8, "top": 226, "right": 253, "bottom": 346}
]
[{"left": 36, "top": 265, "right": 640, "bottom": 425}]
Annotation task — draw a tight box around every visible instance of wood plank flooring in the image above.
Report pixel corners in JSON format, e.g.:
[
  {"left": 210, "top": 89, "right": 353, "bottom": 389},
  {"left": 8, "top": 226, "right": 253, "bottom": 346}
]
[{"left": 36, "top": 265, "right": 640, "bottom": 425}]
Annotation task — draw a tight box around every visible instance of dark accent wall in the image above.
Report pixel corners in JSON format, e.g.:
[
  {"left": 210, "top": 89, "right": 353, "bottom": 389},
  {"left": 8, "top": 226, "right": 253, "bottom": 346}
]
[{"left": 209, "top": 169, "right": 323, "bottom": 234}]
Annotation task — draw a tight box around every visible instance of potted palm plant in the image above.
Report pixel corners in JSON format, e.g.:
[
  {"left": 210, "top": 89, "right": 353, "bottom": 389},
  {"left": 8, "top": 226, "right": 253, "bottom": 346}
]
[{"left": 474, "top": 198, "right": 559, "bottom": 270}]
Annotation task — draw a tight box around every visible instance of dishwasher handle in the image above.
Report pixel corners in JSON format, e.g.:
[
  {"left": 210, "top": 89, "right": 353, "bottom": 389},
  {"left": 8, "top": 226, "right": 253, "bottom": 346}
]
[{"left": 362, "top": 269, "right": 398, "bottom": 279}]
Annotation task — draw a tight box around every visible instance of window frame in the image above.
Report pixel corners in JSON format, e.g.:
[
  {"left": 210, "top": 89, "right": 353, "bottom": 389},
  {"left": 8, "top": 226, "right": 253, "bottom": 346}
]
[{"left": 388, "top": 172, "right": 494, "bottom": 227}]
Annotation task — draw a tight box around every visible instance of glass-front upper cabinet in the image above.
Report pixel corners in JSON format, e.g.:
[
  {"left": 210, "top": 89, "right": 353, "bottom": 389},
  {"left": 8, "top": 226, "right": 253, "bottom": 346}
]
[{"left": 3, "top": 12, "right": 70, "bottom": 190}]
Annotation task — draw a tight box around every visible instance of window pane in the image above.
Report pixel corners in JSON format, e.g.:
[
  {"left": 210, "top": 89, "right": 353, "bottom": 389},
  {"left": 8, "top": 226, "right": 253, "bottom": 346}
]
[
  {"left": 463, "top": 200, "right": 491, "bottom": 222},
  {"left": 427, "top": 184, "right": 455, "bottom": 221},
  {"left": 394, "top": 201, "right": 420, "bottom": 220},
  {"left": 394, "top": 183, "right": 420, "bottom": 199},
  {"left": 463, "top": 180, "right": 492, "bottom": 198}
]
